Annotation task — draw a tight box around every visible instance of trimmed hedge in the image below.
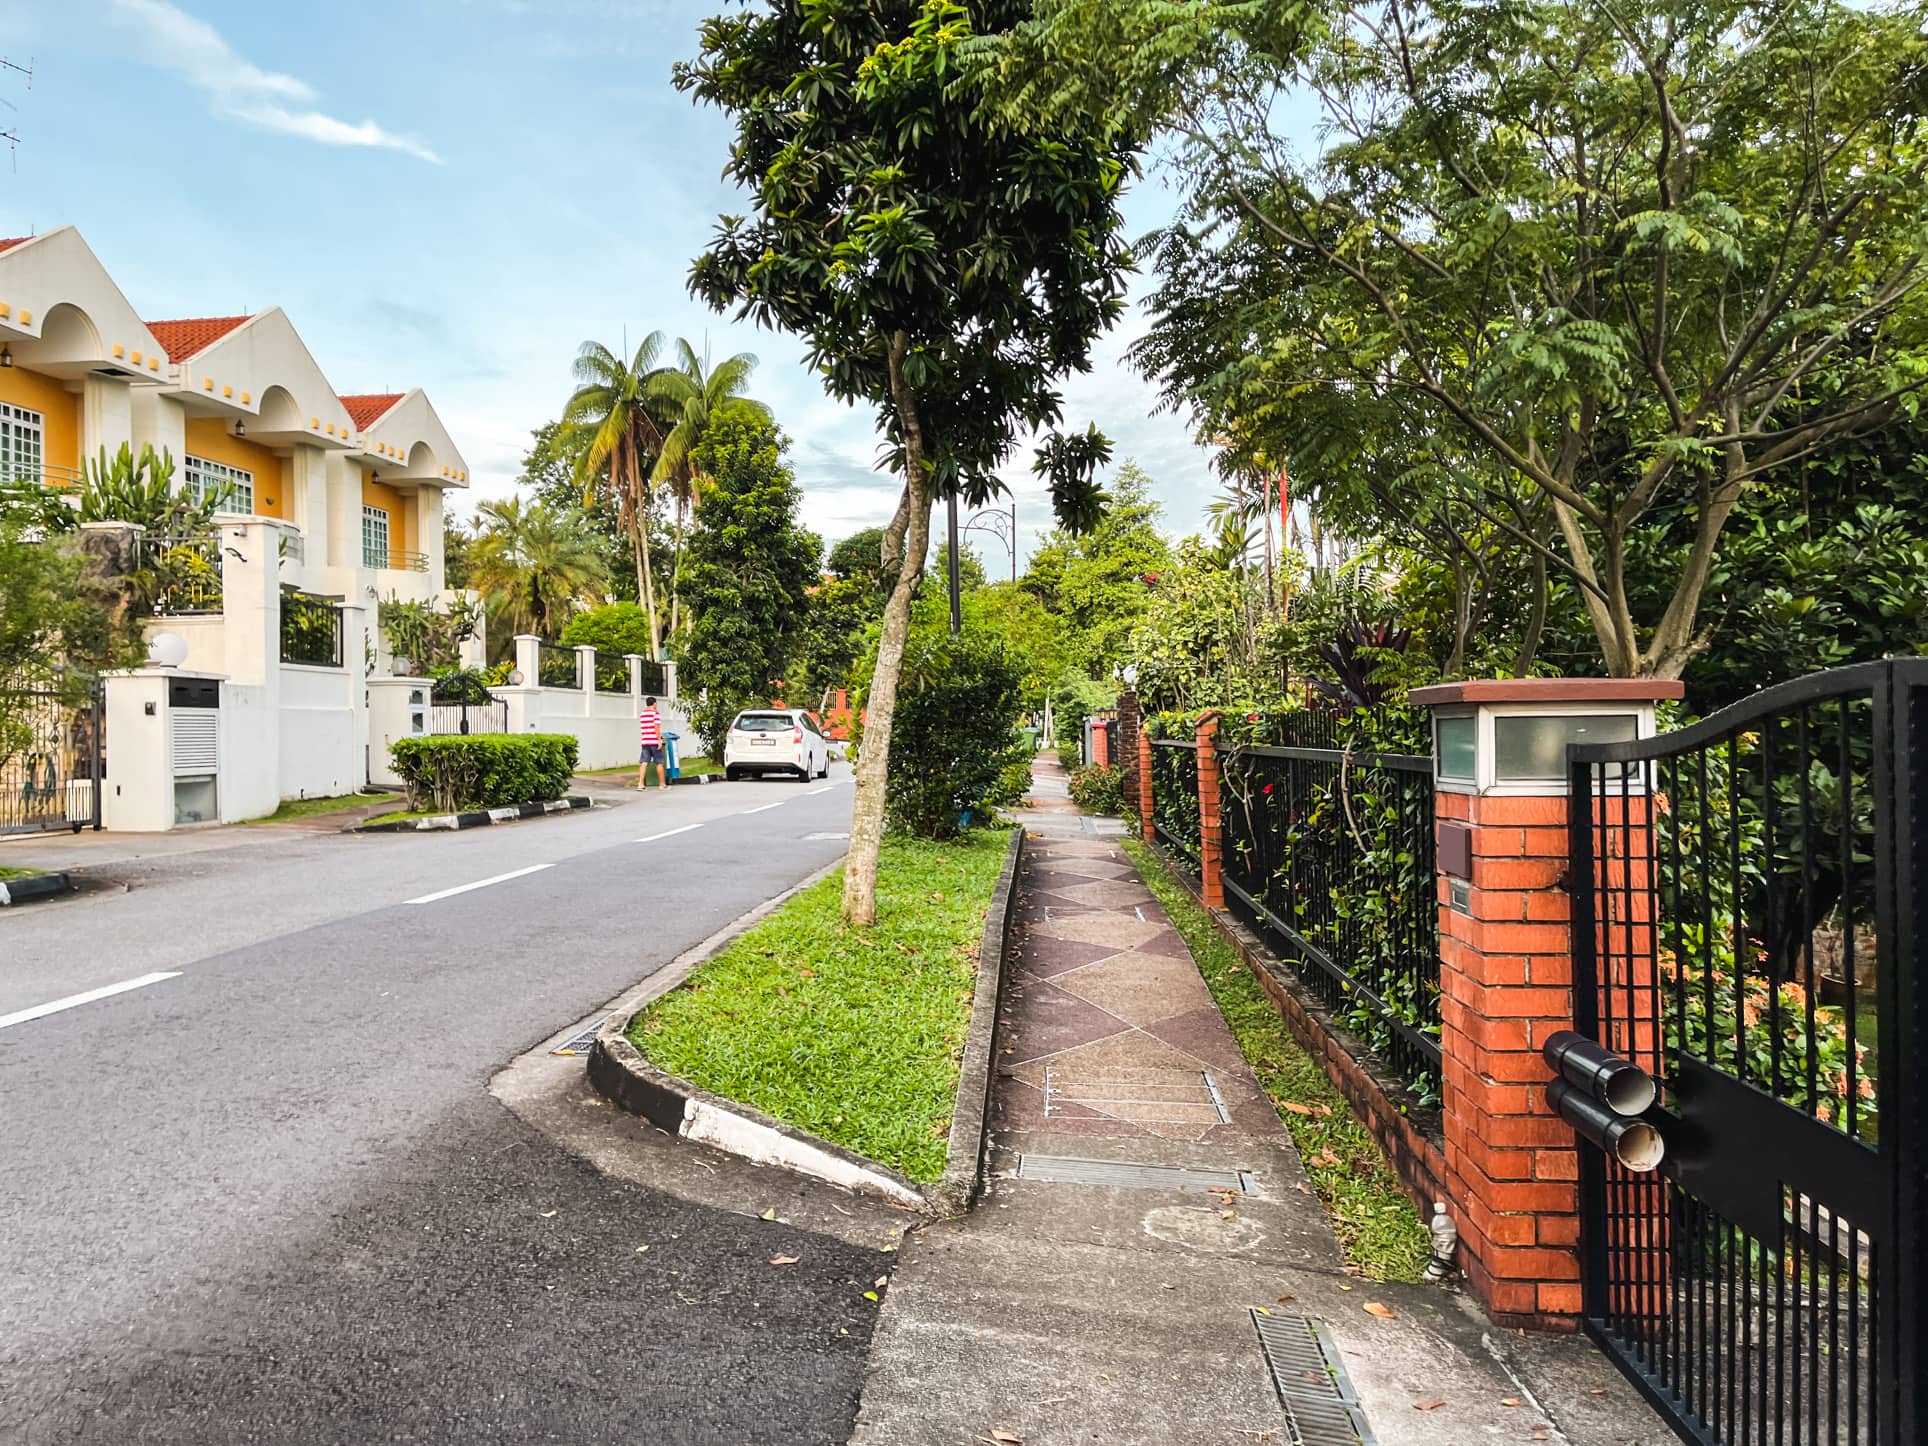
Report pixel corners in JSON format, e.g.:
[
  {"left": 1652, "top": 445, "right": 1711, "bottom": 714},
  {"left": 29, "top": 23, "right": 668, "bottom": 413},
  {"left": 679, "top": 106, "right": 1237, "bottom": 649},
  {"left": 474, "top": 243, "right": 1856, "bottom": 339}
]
[{"left": 389, "top": 733, "right": 579, "bottom": 813}]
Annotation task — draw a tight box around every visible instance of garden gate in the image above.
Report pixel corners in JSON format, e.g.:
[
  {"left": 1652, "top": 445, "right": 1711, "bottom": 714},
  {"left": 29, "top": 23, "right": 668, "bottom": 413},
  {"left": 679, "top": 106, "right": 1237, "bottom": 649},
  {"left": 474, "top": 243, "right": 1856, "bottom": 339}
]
[
  {"left": 0, "top": 669, "right": 103, "bottom": 834},
  {"left": 1566, "top": 660, "right": 1927, "bottom": 1444}
]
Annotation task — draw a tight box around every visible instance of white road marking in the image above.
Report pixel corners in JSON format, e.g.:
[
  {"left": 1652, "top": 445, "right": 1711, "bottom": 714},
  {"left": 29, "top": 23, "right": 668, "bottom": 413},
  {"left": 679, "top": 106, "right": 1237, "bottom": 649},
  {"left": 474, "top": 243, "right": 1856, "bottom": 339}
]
[
  {"left": 635, "top": 823, "right": 703, "bottom": 845},
  {"left": 807, "top": 786, "right": 834, "bottom": 795},
  {"left": 407, "top": 863, "right": 552, "bottom": 905},
  {"left": 741, "top": 801, "right": 786, "bottom": 814},
  {"left": 0, "top": 972, "right": 182, "bottom": 1031}
]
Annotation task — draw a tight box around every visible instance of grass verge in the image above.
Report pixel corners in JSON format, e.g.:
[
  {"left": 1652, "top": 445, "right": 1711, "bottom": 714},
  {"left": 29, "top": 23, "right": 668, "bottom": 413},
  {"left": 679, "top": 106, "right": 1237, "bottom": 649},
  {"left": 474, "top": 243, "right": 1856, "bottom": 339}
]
[
  {"left": 247, "top": 792, "right": 385, "bottom": 824},
  {"left": 363, "top": 808, "right": 445, "bottom": 826},
  {"left": 1123, "top": 839, "right": 1431, "bottom": 1282},
  {"left": 579, "top": 755, "right": 723, "bottom": 779},
  {"left": 632, "top": 829, "right": 1011, "bottom": 1184},
  {"left": 0, "top": 865, "right": 45, "bottom": 881}
]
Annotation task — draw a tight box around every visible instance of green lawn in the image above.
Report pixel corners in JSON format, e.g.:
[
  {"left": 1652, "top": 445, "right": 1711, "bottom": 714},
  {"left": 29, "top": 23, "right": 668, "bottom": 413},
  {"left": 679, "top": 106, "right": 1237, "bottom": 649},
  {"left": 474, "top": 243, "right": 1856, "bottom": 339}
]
[
  {"left": 632, "top": 830, "right": 1011, "bottom": 1183},
  {"left": 0, "top": 865, "right": 45, "bottom": 881},
  {"left": 1124, "top": 840, "right": 1432, "bottom": 1283},
  {"left": 579, "top": 755, "right": 723, "bottom": 780},
  {"left": 246, "top": 792, "right": 385, "bottom": 825}
]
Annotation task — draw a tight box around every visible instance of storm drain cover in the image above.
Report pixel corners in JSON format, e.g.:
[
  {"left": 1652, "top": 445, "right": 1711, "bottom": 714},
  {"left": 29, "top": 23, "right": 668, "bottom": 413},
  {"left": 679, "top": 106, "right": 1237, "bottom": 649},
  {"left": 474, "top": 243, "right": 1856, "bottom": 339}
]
[
  {"left": 1251, "top": 1310, "right": 1376, "bottom": 1446},
  {"left": 802, "top": 831, "right": 850, "bottom": 841},
  {"left": 551, "top": 1017, "right": 612, "bottom": 1057},
  {"left": 1043, "top": 1064, "right": 1231, "bottom": 1126},
  {"left": 1014, "top": 1154, "right": 1253, "bottom": 1192}
]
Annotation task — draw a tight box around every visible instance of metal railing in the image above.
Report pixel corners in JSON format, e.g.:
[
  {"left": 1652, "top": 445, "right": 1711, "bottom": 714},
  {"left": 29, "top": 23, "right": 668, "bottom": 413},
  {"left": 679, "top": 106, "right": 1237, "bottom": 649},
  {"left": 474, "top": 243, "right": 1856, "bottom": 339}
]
[
  {"left": 279, "top": 592, "right": 342, "bottom": 667},
  {"left": 140, "top": 531, "right": 224, "bottom": 615},
  {"left": 427, "top": 698, "right": 508, "bottom": 736},
  {"left": 384, "top": 549, "right": 430, "bottom": 572},
  {"left": 1148, "top": 737, "right": 1201, "bottom": 867},
  {"left": 636, "top": 657, "right": 667, "bottom": 697},
  {"left": 1217, "top": 723, "right": 1442, "bottom": 1102},
  {"left": 536, "top": 643, "right": 580, "bottom": 689},
  {"left": 592, "top": 650, "right": 629, "bottom": 695}
]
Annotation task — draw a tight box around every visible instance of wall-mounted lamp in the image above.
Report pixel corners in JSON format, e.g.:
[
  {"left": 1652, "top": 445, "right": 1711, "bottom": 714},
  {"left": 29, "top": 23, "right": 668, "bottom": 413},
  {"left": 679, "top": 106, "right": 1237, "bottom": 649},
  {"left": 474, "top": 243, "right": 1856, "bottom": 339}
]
[
  {"left": 233, "top": 419, "right": 246, "bottom": 437},
  {"left": 0, "top": 345, "right": 12, "bottom": 369}
]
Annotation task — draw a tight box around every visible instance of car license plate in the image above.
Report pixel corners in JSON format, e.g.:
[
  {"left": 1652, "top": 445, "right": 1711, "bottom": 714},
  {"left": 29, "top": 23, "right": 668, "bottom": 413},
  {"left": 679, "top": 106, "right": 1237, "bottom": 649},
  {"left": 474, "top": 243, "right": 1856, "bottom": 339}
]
[{"left": 752, "top": 738, "right": 775, "bottom": 747}]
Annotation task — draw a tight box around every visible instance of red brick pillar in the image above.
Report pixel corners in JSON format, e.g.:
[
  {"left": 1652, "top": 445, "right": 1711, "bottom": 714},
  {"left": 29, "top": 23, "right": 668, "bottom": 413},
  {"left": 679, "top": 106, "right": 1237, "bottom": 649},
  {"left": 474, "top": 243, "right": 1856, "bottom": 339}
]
[
  {"left": 1194, "top": 710, "right": 1224, "bottom": 909},
  {"left": 1138, "top": 728, "right": 1155, "bottom": 840},
  {"left": 1116, "top": 691, "right": 1142, "bottom": 817},
  {"left": 1411, "top": 678, "right": 1682, "bottom": 1330},
  {"left": 1092, "top": 720, "right": 1110, "bottom": 768}
]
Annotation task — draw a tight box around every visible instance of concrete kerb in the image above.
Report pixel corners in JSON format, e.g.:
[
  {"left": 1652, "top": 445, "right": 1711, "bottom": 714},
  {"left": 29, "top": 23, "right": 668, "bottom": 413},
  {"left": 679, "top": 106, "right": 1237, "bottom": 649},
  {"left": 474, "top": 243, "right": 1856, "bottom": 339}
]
[
  {"left": 0, "top": 871, "right": 73, "bottom": 906},
  {"left": 587, "top": 826, "right": 1027, "bottom": 1216},
  {"left": 354, "top": 796, "right": 592, "bottom": 833}
]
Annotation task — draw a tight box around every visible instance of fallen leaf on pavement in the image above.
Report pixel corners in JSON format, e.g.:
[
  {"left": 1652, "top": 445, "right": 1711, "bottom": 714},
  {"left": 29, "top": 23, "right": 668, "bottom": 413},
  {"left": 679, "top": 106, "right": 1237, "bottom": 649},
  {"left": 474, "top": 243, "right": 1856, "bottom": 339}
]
[
  {"left": 539, "top": 1210, "right": 557, "bottom": 1218},
  {"left": 1500, "top": 1397, "right": 1522, "bottom": 1407},
  {"left": 1254, "top": 1306, "right": 1270, "bottom": 1315},
  {"left": 759, "top": 1208, "right": 779, "bottom": 1221},
  {"left": 863, "top": 1291, "right": 880, "bottom": 1302},
  {"left": 1363, "top": 1301, "right": 1395, "bottom": 1318},
  {"left": 634, "top": 1245, "right": 650, "bottom": 1254},
  {"left": 1413, "top": 1398, "right": 1447, "bottom": 1411},
  {"left": 1220, "top": 1209, "right": 1238, "bottom": 1220},
  {"left": 874, "top": 1276, "right": 889, "bottom": 1287},
  {"left": 1276, "top": 1294, "right": 1295, "bottom": 1303},
  {"left": 769, "top": 1256, "right": 801, "bottom": 1266},
  {"left": 988, "top": 1431, "right": 1023, "bottom": 1445}
]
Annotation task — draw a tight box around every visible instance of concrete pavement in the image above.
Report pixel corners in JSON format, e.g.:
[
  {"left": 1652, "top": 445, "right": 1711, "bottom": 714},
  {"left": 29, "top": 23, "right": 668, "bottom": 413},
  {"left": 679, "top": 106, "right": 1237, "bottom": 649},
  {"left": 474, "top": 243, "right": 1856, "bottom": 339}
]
[{"left": 0, "top": 766, "right": 893, "bottom": 1444}]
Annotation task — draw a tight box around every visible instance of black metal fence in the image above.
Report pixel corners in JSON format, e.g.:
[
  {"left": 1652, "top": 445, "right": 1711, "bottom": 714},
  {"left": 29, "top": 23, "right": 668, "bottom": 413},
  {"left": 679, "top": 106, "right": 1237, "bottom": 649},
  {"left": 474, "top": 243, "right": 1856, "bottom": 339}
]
[
  {"left": 427, "top": 698, "right": 509, "bottom": 736},
  {"left": 0, "top": 669, "right": 102, "bottom": 834},
  {"left": 592, "top": 650, "right": 629, "bottom": 695},
  {"left": 1569, "top": 660, "right": 1923, "bottom": 1445},
  {"left": 1148, "top": 737, "right": 1201, "bottom": 867},
  {"left": 1218, "top": 729, "right": 1442, "bottom": 1102},
  {"left": 536, "top": 643, "right": 579, "bottom": 689},
  {"left": 636, "top": 657, "right": 667, "bottom": 697},
  {"left": 278, "top": 592, "right": 342, "bottom": 667}
]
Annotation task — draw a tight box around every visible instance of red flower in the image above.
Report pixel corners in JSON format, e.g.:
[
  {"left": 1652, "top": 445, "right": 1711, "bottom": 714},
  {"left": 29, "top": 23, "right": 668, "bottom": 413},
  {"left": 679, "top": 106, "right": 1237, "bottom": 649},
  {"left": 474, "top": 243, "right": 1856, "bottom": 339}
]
[{"left": 1262, "top": 782, "right": 1275, "bottom": 796}]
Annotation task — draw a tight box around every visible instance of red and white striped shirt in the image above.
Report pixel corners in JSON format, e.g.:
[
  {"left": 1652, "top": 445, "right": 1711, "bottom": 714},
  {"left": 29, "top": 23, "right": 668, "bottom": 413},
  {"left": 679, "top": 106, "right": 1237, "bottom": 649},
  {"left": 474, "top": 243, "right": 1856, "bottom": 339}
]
[{"left": 638, "top": 706, "right": 663, "bottom": 747}]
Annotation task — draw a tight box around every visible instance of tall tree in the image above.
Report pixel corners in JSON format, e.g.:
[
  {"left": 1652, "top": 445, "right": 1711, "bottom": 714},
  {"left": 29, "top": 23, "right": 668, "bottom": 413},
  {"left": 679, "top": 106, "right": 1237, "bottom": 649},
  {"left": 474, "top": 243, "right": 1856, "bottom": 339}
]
[
  {"left": 675, "top": 405, "right": 821, "bottom": 748},
  {"left": 1092, "top": 0, "right": 1928, "bottom": 678},
  {"left": 469, "top": 497, "right": 607, "bottom": 643},
  {"left": 562, "top": 335, "right": 673, "bottom": 655},
  {"left": 647, "top": 339, "right": 769, "bottom": 638},
  {"left": 1033, "top": 461, "right": 1171, "bottom": 679},
  {"left": 679, "top": 0, "right": 1134, "bottom": 923}
]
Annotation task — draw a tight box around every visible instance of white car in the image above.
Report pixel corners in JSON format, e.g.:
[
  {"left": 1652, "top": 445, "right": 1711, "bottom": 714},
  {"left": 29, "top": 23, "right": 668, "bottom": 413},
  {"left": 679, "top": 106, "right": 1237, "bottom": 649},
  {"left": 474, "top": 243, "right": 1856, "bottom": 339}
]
[{"left": 723, "top": 708, "right": 831, "bottom": 781}]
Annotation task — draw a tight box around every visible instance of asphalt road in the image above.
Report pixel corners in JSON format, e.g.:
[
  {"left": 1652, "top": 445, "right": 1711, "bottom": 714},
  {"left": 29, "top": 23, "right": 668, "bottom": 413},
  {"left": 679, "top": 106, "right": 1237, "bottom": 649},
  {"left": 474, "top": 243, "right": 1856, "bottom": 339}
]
[{"left": 0, "top": 769, "right": 887, "bottom": 1445}]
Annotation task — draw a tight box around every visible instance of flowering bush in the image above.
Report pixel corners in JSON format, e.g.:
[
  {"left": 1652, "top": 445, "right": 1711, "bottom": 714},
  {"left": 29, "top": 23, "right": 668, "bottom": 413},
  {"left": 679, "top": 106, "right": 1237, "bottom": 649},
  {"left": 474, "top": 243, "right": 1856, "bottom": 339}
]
[{"left": 1068, "top": 763, "right": 1126, "bottom": 816}]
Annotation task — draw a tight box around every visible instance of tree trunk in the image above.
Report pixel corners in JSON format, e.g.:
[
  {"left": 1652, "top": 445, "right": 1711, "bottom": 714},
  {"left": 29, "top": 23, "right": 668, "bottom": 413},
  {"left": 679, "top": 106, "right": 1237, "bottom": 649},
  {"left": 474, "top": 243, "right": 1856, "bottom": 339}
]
[
  {"left": 630, "top": 442, "right": 661, "bottom": 659},
  {"left": 1515, "top": 548, "right": 1549, "bottom": 676},
  {"left": 667, "top": 490, "right": 688, "bottom": 638},
  {"left": 842, "top": 331, "right": 933, "bottom": 927}
]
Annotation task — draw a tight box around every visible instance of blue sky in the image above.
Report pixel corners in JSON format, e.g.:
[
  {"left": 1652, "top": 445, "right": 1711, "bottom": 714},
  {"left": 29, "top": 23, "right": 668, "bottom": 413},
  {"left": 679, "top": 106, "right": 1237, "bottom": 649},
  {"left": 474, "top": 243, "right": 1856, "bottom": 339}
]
[{"left": 0, "top": 0, "right": 1222, "bottom": 567}]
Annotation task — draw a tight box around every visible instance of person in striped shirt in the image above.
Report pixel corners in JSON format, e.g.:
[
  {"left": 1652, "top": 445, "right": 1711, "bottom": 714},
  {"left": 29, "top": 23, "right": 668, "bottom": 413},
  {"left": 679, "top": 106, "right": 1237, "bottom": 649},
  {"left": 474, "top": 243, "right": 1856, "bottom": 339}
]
[{"left": 637, "top": 696, "right": 668, "bottom": 792}]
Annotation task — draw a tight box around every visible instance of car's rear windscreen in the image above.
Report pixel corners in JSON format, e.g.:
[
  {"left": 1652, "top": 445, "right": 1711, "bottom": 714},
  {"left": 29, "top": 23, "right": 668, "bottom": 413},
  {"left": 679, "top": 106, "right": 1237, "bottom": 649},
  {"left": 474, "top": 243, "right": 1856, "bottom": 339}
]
[{"left": 733, "top": 713, "right": 793, "bottom": 733}]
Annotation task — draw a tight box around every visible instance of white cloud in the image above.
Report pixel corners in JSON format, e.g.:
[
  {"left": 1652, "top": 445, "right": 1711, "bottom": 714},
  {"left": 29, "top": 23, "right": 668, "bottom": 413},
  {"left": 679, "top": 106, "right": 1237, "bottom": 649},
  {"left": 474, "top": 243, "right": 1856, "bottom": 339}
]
[{"left": 107, "top": 0, "right": 442, "bottom": 163}]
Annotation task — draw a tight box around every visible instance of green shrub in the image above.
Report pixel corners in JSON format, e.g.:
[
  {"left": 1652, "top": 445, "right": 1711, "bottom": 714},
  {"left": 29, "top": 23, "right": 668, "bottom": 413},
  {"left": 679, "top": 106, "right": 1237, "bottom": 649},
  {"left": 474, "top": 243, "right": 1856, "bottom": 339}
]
[
  {"left": 881, "top": 629, "right": 1028, "bottom": 838},
  {"left": 388, "top": 733, "right": 579, "bottom": 813},
  {"left": 560, "top": 601, "right": 655, "bottom": 660},
  {"left": 1068, "top": 762, "right": 1126, "bottom": 815}
]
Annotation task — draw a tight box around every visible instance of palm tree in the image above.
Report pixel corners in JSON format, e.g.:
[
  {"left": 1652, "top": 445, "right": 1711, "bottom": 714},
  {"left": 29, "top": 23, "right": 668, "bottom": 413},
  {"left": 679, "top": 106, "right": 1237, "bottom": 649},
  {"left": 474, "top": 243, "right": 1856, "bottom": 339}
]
[
  {"left": 646, "top": 339, "right": 768, "bottom": 636},
  {"left": 469, "top": 497, "right": 607, "bottom": 642},
  {"left": 561, "top": 334, "right": 673, "bottom": 656}
]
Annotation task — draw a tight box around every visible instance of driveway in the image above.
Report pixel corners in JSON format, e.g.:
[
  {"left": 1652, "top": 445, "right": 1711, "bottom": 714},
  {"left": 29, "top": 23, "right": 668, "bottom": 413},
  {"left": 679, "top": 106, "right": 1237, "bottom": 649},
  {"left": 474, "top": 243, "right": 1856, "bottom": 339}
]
[{"left": 0, "top": 768, "right": 882, "bottom": 1444}]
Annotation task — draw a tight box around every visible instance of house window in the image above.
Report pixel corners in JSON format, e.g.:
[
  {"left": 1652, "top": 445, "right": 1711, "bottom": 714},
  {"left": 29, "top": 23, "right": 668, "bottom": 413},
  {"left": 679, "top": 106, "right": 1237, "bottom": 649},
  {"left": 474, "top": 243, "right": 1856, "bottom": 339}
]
[
  {"left": 0, "top": 402, "right": 44, "bottom": 485},
  {"left": 184, "top": 455, "right": 254, "bottom": 514},
  {"left": 362, "top": 505, "right": 390, "bottom": 569}
]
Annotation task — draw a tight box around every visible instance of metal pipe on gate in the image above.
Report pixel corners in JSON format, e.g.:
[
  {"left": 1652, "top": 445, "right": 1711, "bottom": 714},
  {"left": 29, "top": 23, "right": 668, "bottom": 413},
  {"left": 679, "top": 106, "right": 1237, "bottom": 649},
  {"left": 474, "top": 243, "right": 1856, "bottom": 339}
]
[
  {"left": 1542, "top": 1029, "right": 1657, "bottom": 1115},
  {"left": 1545, "top": 1080, "right": 1665, "bottom": 1172}
]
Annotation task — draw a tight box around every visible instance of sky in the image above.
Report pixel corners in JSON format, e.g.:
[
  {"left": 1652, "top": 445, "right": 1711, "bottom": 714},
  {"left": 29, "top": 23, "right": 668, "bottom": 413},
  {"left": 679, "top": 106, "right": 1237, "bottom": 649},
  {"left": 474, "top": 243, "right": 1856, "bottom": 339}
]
[{"left": 0, "top": 0, "right": 1226, "bottom": 571}]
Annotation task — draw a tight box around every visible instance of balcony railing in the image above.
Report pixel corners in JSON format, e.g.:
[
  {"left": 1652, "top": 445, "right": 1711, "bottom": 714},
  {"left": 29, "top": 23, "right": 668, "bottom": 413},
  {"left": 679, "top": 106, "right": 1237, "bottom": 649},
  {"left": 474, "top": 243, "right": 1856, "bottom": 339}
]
[{"left": 364, "top": 548, "right": 429, "bottom": 572}]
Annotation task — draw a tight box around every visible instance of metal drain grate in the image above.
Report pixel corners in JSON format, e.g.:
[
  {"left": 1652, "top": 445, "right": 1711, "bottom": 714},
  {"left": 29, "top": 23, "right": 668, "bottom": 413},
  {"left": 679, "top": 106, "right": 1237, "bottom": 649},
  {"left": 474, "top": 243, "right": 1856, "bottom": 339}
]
[
  {"left": 1014, "top": 1154, "right": 1253, "bottom": 1192},
  {"left": 1043, "top": 1065, "right": 1231, "bottom": 1125},
  {"left": 1250, "top": 1311, "right": 1376, "bottom": 1446},
  {"left": 551, "top": 1017, "right": 611, "bottom": 1057}
]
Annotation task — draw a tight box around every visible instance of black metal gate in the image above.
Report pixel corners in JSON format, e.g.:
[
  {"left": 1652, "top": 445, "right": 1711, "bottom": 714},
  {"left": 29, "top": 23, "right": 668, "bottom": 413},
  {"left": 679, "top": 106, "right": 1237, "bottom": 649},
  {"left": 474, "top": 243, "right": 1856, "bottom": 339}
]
[
  {"left": 0, "top": 669, "right": 104, "bottom": 834},
  {"left": 1567, "top": 660, "right": 1927, "bottom": 1445}
]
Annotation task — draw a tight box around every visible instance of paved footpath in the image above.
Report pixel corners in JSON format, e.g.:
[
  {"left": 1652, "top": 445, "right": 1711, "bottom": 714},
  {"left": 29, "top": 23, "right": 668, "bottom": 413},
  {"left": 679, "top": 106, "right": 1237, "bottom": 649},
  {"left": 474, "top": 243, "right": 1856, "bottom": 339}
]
[{"left": 853, "top": 763, "right": 1663, "bottom": 1446}]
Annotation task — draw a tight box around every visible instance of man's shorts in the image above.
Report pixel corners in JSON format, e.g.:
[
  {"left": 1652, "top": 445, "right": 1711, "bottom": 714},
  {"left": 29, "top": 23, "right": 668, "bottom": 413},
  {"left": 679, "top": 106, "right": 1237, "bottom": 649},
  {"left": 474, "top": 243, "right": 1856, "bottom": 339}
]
[{"left": 640, "top": 744, "right": 666, "bottom": 764}]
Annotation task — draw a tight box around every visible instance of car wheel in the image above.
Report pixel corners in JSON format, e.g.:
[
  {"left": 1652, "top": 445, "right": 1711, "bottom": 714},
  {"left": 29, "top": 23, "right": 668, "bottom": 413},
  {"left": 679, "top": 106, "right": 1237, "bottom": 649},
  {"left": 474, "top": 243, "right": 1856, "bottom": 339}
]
[{"left": 725, "top": 767, "right": 740, "bottom": 781}]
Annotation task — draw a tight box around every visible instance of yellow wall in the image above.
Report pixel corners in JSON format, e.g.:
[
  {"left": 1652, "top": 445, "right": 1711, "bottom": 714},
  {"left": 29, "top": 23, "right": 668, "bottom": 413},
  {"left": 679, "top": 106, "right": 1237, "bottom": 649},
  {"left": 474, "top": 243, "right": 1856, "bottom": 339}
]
[
  {"left": 0, "top": 367, "right": 81, "bottom": 483},
  {"left": 359, "top": 470, "right": 414, "bottom": 560},
  {"left": 183, "top": 417, "right": 290, "bottom": 519}
]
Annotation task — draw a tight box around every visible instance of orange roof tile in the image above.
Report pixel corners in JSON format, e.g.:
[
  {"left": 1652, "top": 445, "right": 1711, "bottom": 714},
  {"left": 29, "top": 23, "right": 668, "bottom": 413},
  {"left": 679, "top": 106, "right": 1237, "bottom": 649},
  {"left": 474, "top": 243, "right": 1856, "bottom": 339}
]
[
  {"left": 146, "top": 315, "right": 252, "bottom": 359},
  {"left": 339, "top": 393, "right": 405, "bottom": 430},
  {"left": 0, "top": 237, "right": 33, "bottom": 255}
]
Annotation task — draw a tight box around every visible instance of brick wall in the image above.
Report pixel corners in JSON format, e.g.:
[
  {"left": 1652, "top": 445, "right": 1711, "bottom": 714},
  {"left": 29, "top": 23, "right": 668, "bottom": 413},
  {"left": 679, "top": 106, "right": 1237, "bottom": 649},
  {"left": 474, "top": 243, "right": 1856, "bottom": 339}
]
[{"left": 1116, "top": 691, "right": 1141, "bottom": 817}]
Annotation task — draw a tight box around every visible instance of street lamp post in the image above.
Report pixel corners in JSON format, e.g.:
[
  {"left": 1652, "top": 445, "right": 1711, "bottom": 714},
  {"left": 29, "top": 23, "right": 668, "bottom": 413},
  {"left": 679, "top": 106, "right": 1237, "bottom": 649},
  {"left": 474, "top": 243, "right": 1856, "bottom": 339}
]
[{"left": 946, "top": 500, "right": 1020, "bottom": 637}]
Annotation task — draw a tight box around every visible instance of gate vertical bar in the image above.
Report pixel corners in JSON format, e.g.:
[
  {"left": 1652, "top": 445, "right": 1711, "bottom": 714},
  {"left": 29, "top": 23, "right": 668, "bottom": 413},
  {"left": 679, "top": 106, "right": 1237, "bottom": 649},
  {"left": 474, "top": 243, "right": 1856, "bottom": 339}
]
[
  {"left": 1887, "top": 663, "right": 1928, "bottom": 1444},
  {"left": 90, "top": 680, "right": 104, "bottom": 831}
]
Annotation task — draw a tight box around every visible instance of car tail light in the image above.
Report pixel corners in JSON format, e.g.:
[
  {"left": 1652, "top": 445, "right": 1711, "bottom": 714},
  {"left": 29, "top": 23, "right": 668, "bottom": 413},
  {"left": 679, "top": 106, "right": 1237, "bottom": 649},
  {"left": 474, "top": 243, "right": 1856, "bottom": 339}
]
[{"left": 793, "top": 726, "right": 803, "bottom": 743}]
